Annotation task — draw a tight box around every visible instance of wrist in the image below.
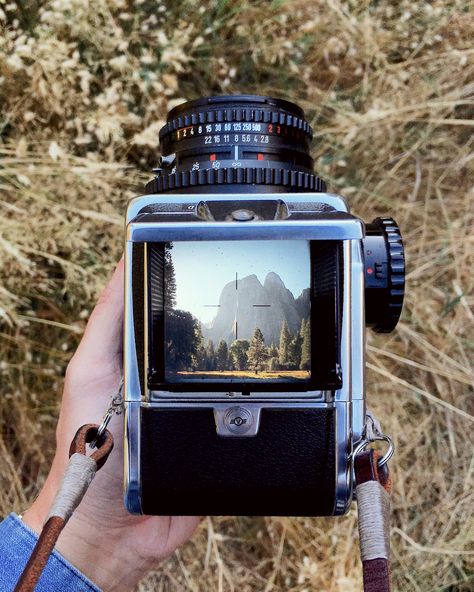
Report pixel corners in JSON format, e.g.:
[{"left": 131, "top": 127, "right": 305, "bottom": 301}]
[
  {"left": 24, "top": 503, "right": 153, "bottom": 592},
  {"left": 22, "top": 465, "right": 154, "bottom": 592},
  {"left": 53, "top": 515, "right": 153, "bottom": 591},
  {"left": 22, "top": 466, "right": 61, "bottom": 532}
]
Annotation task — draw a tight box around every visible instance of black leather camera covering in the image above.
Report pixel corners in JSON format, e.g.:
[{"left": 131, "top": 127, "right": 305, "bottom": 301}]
[{"left": 140, "top": 406, "right": 336, "bottom": 516}]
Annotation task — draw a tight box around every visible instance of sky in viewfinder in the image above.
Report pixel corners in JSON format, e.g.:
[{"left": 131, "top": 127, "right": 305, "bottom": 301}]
[{"left": 170, "top": 240, "right": 310, "bottom": 323}]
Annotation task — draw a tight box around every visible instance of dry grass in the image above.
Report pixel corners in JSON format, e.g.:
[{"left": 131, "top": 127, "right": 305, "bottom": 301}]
[{"left": 0, "top": 1, "right": 473, "bottom": 590}]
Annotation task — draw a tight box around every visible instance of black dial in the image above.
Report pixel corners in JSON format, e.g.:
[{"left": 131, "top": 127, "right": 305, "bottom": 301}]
[
  {"left": 363, "top": 217, "right": 405, "bottom": 332},
  {"left": 146, "top": 94, "right": 326, "bottom": 194}
]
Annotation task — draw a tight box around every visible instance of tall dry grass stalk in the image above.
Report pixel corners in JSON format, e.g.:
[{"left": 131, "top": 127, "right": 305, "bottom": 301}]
[{"left": 0, "top": 1, "right": 473, "bottom": 590}]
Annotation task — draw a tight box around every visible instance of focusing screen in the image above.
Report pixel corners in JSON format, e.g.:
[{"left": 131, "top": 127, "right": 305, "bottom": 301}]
[{"left": 163, "top": 241, "right": 311, "bottom": 384}]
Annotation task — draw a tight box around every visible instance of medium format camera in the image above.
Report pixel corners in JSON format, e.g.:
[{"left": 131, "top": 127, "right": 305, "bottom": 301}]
[{"left": 123, "top": 95, "right": 405, "bottom": 516}]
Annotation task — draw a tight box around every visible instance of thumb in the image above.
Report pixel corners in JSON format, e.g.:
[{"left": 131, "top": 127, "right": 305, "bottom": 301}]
[{"left": 73, "top": 257, "right": 124, "bottom": 369}]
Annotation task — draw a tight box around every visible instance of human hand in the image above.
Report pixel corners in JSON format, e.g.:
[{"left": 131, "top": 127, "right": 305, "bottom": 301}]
[{"left": 23, "top": 258, "right": 200, "bottom": 591}]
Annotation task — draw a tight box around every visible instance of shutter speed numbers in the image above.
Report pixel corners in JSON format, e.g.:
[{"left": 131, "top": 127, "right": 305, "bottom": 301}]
[{"left": 175, "top": 122, "right": 296, "bottom": 144}]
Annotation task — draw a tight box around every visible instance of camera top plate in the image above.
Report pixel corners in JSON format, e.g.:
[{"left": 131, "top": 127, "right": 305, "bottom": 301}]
[
  {"left": 126, "top": 193, "right": 362, "bottom": 244},
  {"left": 126, "top": 192, "right": 351, "bottom": 224}
]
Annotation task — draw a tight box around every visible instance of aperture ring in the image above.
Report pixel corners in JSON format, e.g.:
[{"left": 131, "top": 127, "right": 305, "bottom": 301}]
[
  {"left": 159, "top": 109, "right": 313, "bottom": 141},
  {"left": 145, "top": 167, "right": 326, "bottom": 193}
]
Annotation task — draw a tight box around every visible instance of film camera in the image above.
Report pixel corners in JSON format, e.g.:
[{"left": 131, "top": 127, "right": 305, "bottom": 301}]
[{"left": 123, "top": 95, "right": 405, "bottom": 516}]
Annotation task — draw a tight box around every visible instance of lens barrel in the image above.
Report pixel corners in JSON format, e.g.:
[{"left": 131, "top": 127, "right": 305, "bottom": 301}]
[{"left": 146, "top": 95, "right": 326, "bottom": 194}]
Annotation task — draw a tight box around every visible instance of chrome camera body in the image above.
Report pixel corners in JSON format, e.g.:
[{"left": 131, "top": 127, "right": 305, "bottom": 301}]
[{"left": 123, "top": 96, "right": 404, "bottom": 517}]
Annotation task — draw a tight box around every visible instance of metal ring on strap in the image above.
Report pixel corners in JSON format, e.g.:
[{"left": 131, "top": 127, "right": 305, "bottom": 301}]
[{"left": 353, "top": 435, "right": 394, "bottom": 468}]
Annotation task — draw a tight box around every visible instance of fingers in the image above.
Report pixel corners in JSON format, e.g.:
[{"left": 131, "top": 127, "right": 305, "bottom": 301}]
[{"left": 73, "top": 257, "right": 124, "bottom": 368}]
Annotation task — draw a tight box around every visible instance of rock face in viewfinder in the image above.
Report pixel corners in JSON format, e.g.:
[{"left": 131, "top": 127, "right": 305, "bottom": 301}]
[{"left": 204, "top": 272, "right": 309, "bottom": 346}]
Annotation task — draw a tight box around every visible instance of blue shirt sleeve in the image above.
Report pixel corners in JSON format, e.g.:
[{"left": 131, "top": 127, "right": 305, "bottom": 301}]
[{"left": 0, "top": 514, "right": 101, "bottom": 591}]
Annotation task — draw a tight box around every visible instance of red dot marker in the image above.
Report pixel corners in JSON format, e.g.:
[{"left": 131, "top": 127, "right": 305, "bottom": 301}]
[
  {"left": 257, "top": 153, "right": 264, "bottom": 161},
  {"left": 210, "top": 154, "right": 216, "bottom": 161},
  {"left": 367, "top": 267, "right": 374, "bottom": 275}
]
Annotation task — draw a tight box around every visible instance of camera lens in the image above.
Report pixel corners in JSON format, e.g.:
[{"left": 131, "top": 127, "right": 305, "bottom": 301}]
[{"left": 146, "top": 95, "right": 326, "bottom": 194}]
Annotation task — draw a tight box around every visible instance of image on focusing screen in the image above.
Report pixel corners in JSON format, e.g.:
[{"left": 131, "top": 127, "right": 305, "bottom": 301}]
[{"left": 164, "top": 241, "right": 311, "bottom": 383}]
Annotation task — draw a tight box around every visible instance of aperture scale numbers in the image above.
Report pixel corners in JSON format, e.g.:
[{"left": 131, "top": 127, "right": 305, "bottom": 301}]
[{"left": 204, "top": 133, "right": 269, "bottom": 145}]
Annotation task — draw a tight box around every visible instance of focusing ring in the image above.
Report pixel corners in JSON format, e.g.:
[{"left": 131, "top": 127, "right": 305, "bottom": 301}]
[{"left": 145, "top": 166, "right": 327, "bottom": 193}]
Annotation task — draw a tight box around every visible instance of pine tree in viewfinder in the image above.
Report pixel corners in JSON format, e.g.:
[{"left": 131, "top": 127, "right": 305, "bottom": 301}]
[
  {"left": 230, "top": 339, "right": 250, "bottom": 370},
  {"left": 216, "top": 340, "right": 229, "bottom": 371},
  {"left": 164, "top": 243, "right": 177, "bottom": 310},
  {"left": 278, "top": 320, "right": 292, "bottom": 366},
  {"left": 206, "top": 339, "right": 216, "bottom": 371},
  {"left": 192, "top": 322, "right": 207, "bottom": 372},
  {"left": 288, "top": 332, "right": 303, "bottom": 369},
  {"left": 248, "top": 328, "right": 268, "bottom": 374},
  {"left": 268, "top": 344, "right": 278, "bottom": 358},
  {"left": 300, "top": 318, "right": 311, "bottom": 371}
]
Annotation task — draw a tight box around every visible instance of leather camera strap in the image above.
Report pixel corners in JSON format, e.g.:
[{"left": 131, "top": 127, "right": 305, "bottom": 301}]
[
  {"left": 14, "top": 424, "right": 114, "bottom": 592},
  {"left": 14, "top": 413, "right": 391, "bottom": 592},
  {"left": 355, "top": 449, "right": 392, "bottom": 592}
]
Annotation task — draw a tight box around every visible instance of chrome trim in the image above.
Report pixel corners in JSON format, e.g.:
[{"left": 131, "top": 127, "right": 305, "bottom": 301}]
[
  {"left": 331, "top": 241, "right": 354, "bottom": 514},
  {"left": 352, "top": 399, "right": 365, "bottom": 443},
  {"left": 123, "top": 240, "right": 144, "bottom": 512},
  {"left": 126, "top": 192, "right": 351, "bottom": 222},
  {"left": 123, "top": 401, "right": 142, "bottom": 514},
  {"left": 148, "top": 389, "right": 327, "bottom": 402},
  {"left": 333, "top": 400, "right": 352, "bottom": 515},
  {"left": 123, "top": 241, "right": 142, "bottom": 403},
  {"left": 143, "top": 242, "right": 149, "bottom": 400},
  {"left": 143, "top": 400, "right": 332, "bottom": 409},
  {"left": 350, "top": 240, "right": 366, "bottom": 402},
  {"left": 334, "top": 240, "right": 352, "bottom": 404},
  {"left": 348, "top": 240, "right": 365, "bottom": 452},
  {"left": 127, "top": 217, "right": 363, "bottom": 243}
]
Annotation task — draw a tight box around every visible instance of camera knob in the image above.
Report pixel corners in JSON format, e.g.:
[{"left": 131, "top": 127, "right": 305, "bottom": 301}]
[{"left": 363, "top": 217, "right": 405, "bottom": 333}]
